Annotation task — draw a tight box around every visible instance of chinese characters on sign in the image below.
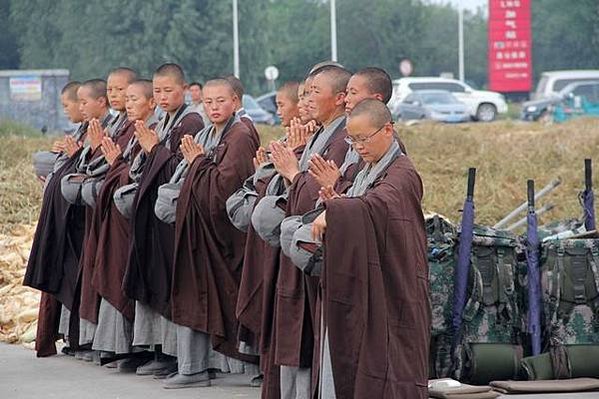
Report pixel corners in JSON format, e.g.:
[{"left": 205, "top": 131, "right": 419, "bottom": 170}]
[
  {"left": 9, "top": 76, "right": 43, "bottom": 101},
  {"left": 488, "top": 0, "right": 532, "bottom": 92}
]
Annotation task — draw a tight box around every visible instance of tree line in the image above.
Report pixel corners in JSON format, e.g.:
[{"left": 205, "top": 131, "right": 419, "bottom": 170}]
[{"left": 1, "top": 0, "right": 598, "bottom": 94}]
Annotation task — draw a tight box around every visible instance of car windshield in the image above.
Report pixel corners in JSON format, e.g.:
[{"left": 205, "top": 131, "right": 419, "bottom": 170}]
[
  {"left": 420, "top": 92, "right": 458, "bottom": 105},
  {"left": 554, "top": 78, "right": 599, "bottom": 92},
  {"left": 243, "top": 95, "right": 261, "bottom": 111}
]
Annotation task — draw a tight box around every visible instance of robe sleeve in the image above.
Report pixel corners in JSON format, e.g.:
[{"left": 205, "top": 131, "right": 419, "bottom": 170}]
[{"left": 190, "top": 127, "right": 258, "bottom": 205}]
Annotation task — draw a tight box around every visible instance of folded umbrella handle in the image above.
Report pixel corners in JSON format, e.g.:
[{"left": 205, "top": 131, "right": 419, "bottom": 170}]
[
  {"left": 528, "top": 179, "right": 535, "bottom": 208},
  {"left": 467, "top": 168, "right": 476, "bottom": 200},
  {"left": 585, "top": 158, "right": 592, "bottom": 190}
]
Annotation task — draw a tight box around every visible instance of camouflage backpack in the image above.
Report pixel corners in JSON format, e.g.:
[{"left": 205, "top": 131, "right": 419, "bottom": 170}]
[
  {"left": 427, "top": 214, "right": 457, "bottom": 379},
  {"left": 521, "top": 236, "right": 599, "bottom": 380},
  {"left": 452, "top": 225, "right": 527, "bottom": 385}
]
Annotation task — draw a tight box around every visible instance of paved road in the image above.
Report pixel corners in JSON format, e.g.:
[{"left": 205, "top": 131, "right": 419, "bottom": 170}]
[
  {"left": 0, "top": 343, "right": 260, "bottom": 399},
  {"left": 0, "top": 343, "right": 598, "bottom": 399}
]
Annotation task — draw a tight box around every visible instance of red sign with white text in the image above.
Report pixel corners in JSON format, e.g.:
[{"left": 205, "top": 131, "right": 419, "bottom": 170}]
[{"left": 488, "top": 0, "right": 532, "bottom": 92}]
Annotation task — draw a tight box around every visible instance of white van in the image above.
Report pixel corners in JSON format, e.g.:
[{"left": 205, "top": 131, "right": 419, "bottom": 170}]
[
  {"left": 532, "top": 70, "right": 599, "bottom": 100},
  {"left": 390, "top": 77, "right": 508, "bottom": 122}
]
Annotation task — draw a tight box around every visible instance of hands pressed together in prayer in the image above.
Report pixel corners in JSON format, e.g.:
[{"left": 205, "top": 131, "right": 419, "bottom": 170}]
[
  {"left": 51, "top": 138, "right": 66, "bottom": 154},
  {"left": 308, "top": 154, "right": 341, "bottom": 189},
  {"left": 180, "top": 134, "right": 205, "bottom": 164},
  {"left": 134, "top": 120, "right": 159, "bottom": 154},
  {"left": 88, "top": 118, "right": 108, "bottom": 151},
  {"left": 286, "top": 117, "right": 313, "bottom": 150},
  {"left": 63, "top": 135, "right": 82, "bottom": 158},
  {"left": 253, "top": 146, "right": 269, "bottom": 170},
  {"left": 270, "top": 141, "right": 300, "bottom": 183},
  {"left": 100, "top": 137, "right": 122, "bottom": 166}
]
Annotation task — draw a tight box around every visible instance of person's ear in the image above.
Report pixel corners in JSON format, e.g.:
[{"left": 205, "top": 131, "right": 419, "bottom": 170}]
[
  {"left": 335, "top": 91, "right": 346, "bottom": 107},
  {"left": 148, "top": 97, "right": 157, "bottom": 110},
  {"left": 374, "top": 93, "right": 384, "bottom": 102},
  {"left": 383, "top": 123, "right": 394, "bottom": 138}
]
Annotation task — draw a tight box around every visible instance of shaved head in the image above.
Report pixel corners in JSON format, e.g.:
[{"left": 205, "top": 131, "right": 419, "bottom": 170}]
[
  {"left": 154, "top": 63, "right": 186, "bottom": 85},
  {"left": 277, "top": 81, "right": 300, "bottom": 104},
  {"left": 308, "top": 60, "right": 344, "bottom": 76},
  {"left": 130, "top": 79, "right": 153, "bottom": 99},
  {"left": 349, "top": 98, "right": 392, "bottom": 127},
  {"left": 61, "top": 81, "right": 81, "bottom": 101},
  {"left": 81, "top": 79, "right": 107, "bottom": 99},
  {"left": 109, "top": 67, "right": 138, "bottom": 83},
  {"left": 311, "top": 65, "right": 352, "bottom": 94},
  {"left": 224, "top": 75, "right": 245, "bottom": 100},
  {"left": 354, "top": 67, "right": 392, "bottom": 104},
  {"left": 204, "top": 78, "right": 236, "bottom": 97}
]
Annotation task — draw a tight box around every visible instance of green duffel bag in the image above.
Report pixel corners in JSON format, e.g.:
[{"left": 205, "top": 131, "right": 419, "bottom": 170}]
[
  {"left": 521, "top": 344, "right": 599, "bottom": 380},
  {"left": 463, "top": 343, "right": 523, "bottom": 385}
]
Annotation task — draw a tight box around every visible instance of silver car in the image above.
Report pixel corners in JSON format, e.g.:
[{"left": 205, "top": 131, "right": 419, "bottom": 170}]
[{"left": 396, "top": 90, "right": 470, "bottom": 123}]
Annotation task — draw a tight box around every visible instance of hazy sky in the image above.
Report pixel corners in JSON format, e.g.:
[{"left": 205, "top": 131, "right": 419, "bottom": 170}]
[{"left": 426, "top": 0, "right": 488, "bottom": 13}]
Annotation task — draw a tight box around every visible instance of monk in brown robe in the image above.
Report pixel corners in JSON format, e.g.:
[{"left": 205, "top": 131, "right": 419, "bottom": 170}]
[
  {"left": 24, "top": 81, "right": 87, "bottom": 357},
  {"left": 122, "top": 63, "right": 204, "bottom": 377},
  {"left": 267, "top": 65, "right": 351, "bottom": 399},
  {"left": 166, "top": 78, "right": 259, "bottom": 389},
  {"left": 56, "top": 78, "right": 114, "bottom": 361},
  {"left": 311, "top": 99, "right": 430, "bottom": 398},
  {"left": 81, "top": 79, "right": 158, "bottom": 371},
  {"left": 308, "top": 67, "right": 406, "bottom": 196},
  {"left": 77, "top": 69, "right": 138, "bottom": 359},
  {"left": 232, "top": 81, "right": 305, "bottom": 392}
]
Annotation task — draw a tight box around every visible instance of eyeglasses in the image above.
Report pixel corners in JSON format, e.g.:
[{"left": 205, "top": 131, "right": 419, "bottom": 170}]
[{"left": 344, "top": 123, "right": 390, "bottom": 146}]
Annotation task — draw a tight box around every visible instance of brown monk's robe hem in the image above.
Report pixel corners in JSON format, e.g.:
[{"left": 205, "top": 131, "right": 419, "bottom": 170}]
[
  {"left": 79, "top": 121, "right": 137, "bottom": 324},
  {"left": 316, "top": 156, "right": 430, "bottom": 399},
  {"left": 90, "top": 123, "right": 151, "bottom": 321},
  {"left": 123, "top": 113, "right": 204, "bottom": 318},
  {"left": 236, "top": 145, "right": 305, "bottom": 399},
  {"left": 273, "top": 125, "right": 349, "bottom": 369},
  {"left": 171, "top": 121, "right": 259, "bottom": 363},
  {"left": 34, "top": 292, "right": 62, "bottom": 357},
  {"left": 24, "top": 125, "right": 91, "bottom": 355}
]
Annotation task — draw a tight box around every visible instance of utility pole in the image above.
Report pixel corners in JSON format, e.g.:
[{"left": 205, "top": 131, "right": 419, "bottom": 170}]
[
  {"left": 330, "top": 0, "right": 338, "bottom": 62},
  {"left": 233, "top": 0, "right": 240, "bottom": 78},
  {"left": 458, "top": 5, "right": 465, "bottom": 81}
]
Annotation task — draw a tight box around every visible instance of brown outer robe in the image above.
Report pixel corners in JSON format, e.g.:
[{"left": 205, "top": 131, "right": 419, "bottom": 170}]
[
  {"left": 317, "top": 155, "right": 430, "bottom": 399},
  {"left": 170, "top": 120, "right": 259, "bottom": 361},
  {"left": 235, "top": 145, "right": 306, "bottom": 399},
  {"left": 122, "top": 113, "right": 204, "bottom": 318},
  {"left": 88, "top": 122, "right": 156, "bottom": 321},
  {"left": 272, "top": 124, "right": 349, "bottom": 369},
  {"left": 79, "top": 120, "right": 137, "bottom": 323},
  {"left": 24, "top": 124, "right": 89, "bottom": 356}
]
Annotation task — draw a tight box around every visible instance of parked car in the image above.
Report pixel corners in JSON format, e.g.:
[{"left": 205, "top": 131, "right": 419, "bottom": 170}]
[
  {"left": 396, "top": 90, "right": 470, "bottom": 123},
  {"left": 243, "top": 94, "right": 275, "bottom": 125},
  {"left": 531, "top": 70, "right": 599, "bottom": 100},
  {"left": 389, "top": 77, "right": 507, "bottom": 122},
  {"left": 552, "top": 84, "right": 599, "bottom": 123},
  {"left": 255, "top": 91, "right": 281, "bottom": 125},
  {"left": 521, "top": 81, "right": 599, "bottom": 121}
]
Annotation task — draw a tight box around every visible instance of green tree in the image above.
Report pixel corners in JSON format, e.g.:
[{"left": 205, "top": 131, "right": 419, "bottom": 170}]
[{"left": 0, "top": 0, "right": 19, "bottom": 69}]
